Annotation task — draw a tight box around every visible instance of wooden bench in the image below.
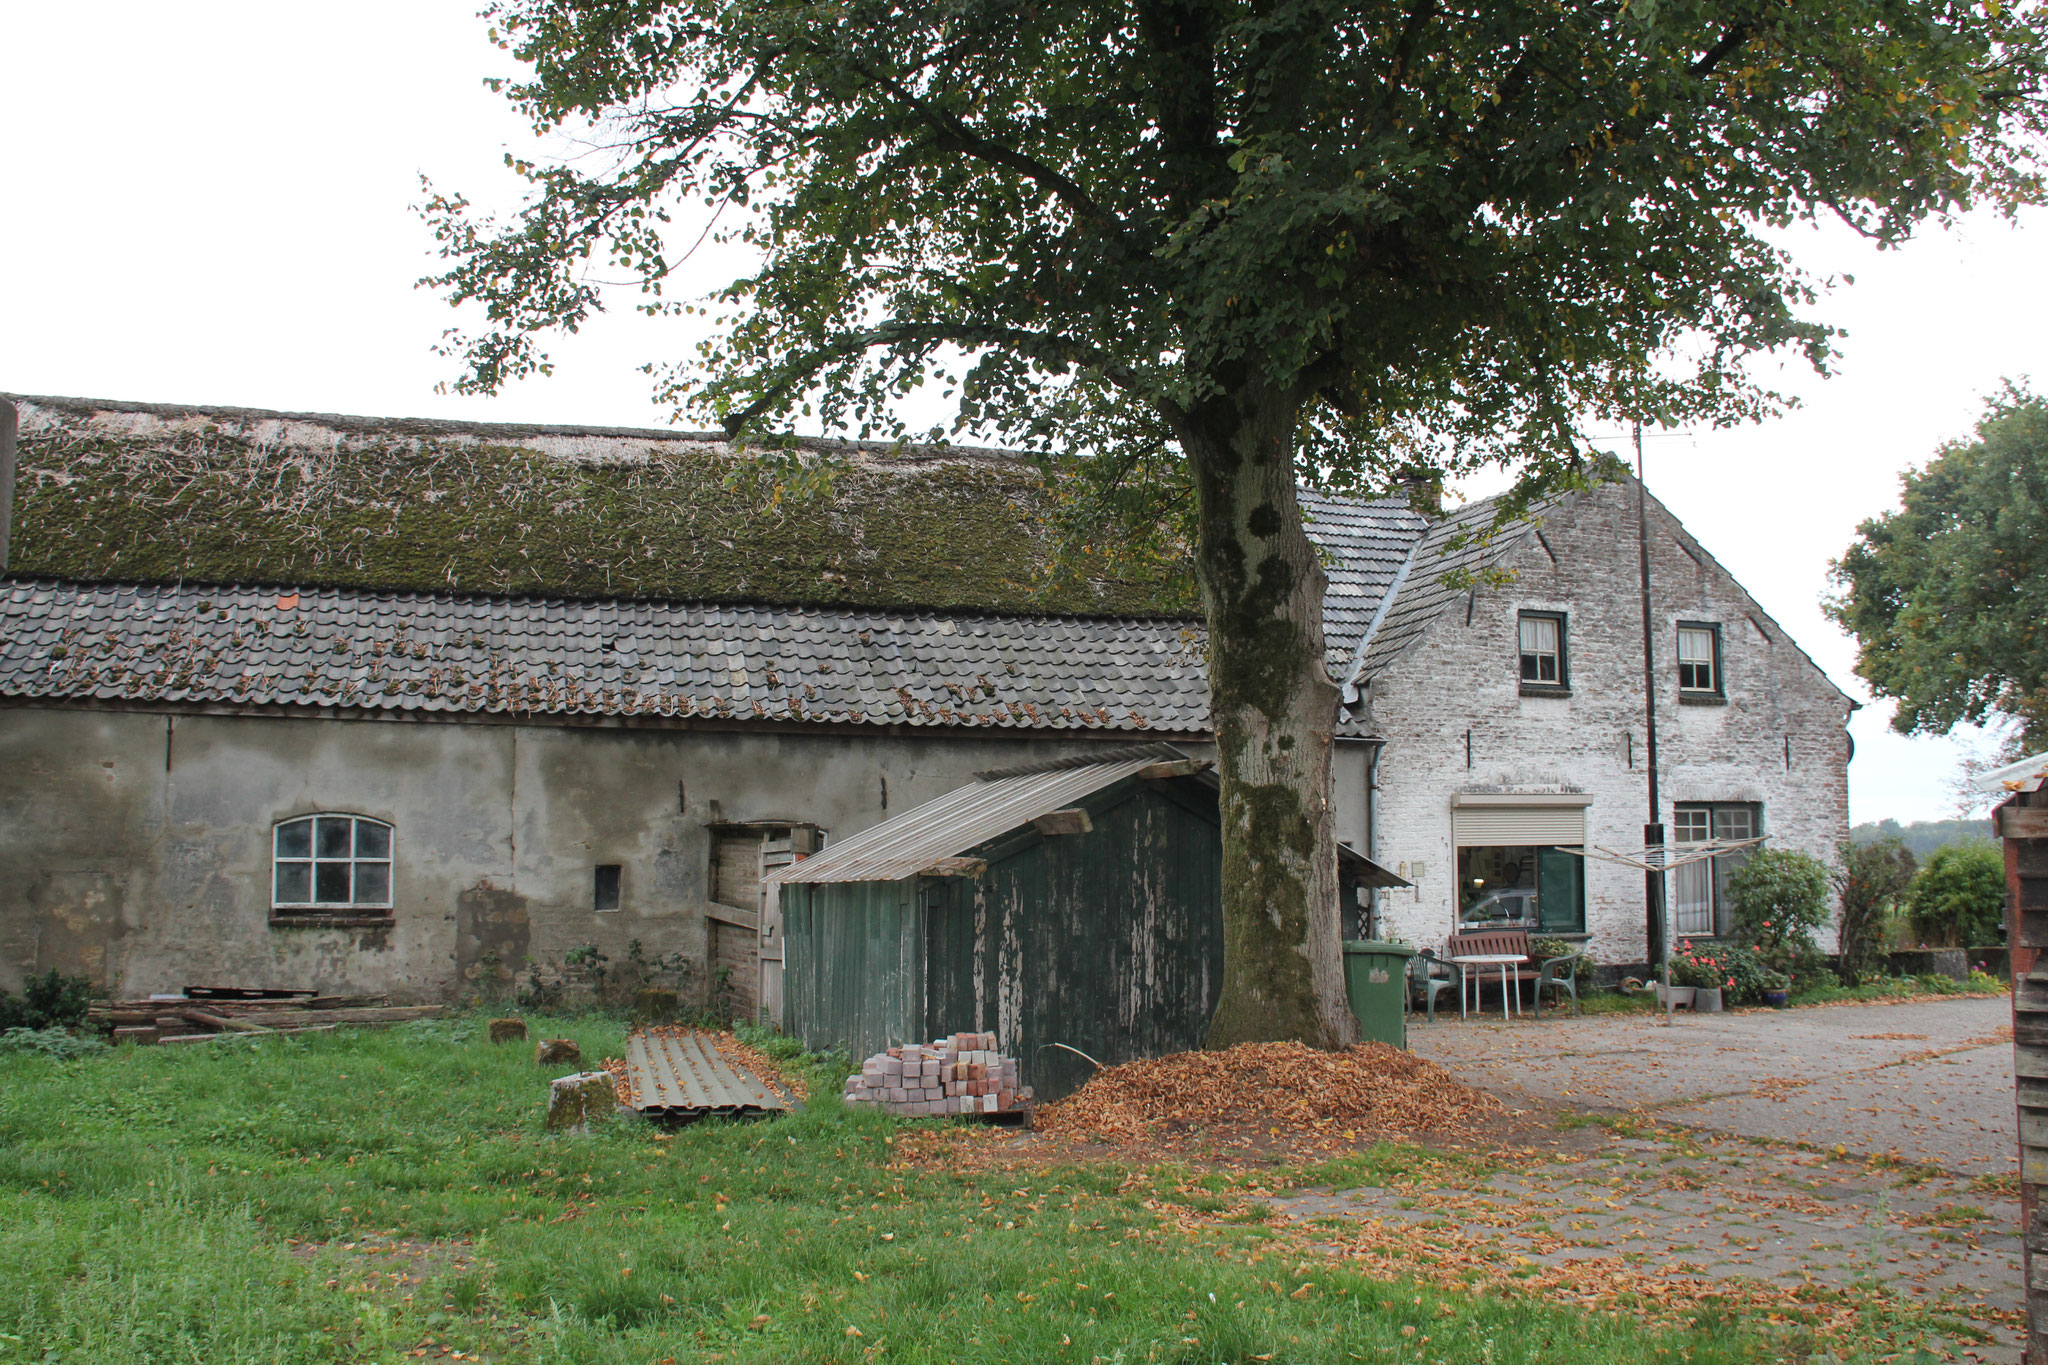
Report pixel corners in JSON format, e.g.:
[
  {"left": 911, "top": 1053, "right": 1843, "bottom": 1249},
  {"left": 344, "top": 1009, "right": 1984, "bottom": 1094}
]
[
  {"left": 1442, "top": 929, "right": 1582, "bottom": 1017},
  {"left": 1445, "top": 929, "right": 1534, "bottom": 1011}
]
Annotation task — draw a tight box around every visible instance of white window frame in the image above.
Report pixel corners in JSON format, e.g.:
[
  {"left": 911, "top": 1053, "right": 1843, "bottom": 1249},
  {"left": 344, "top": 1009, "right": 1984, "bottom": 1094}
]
[
  {"left": 1670, "top": 802, "right": 1758, "bottom": 937},
  {"left": 1677, "top": 622, "right": 1721, "bottom": 695},
  {"left": 273, "top": 813, "right": 394, "bottom": 913},
  {"left": 1518, "top": 611, "right": 1565, "bottom": 687}
]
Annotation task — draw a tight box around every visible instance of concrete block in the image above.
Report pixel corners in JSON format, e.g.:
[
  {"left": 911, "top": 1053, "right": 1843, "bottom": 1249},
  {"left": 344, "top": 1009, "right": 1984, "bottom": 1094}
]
[
  {"left": 545, "top": 1071, "right": 615, "bottom": 1133},
  {"left": 490, "top": 1018, "right": 528, "bottom": 1043},
  {"left": 536, "top": 1038, "right": 581, "bottom": 1065}
]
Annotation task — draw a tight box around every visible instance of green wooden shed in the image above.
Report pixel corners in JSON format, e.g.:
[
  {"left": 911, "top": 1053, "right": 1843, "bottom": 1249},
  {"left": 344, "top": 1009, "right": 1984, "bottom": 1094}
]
[{"left": 766, "top": 745, "right": 1228, "bottom": 1100}]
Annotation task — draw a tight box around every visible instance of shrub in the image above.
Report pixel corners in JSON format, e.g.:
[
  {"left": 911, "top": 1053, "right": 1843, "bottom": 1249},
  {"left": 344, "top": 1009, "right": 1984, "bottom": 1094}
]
[
  {"left": 1905, "top": 842, "right": 2006, "bottom": 947},
  {"left": 0, "top": 970, "right": 95, "bottom": 1032},
  {"left": 1727, "top": 849, "right": 1831, "bottom": 988},
  {"left": 1530, "top": 937, "right": 1595, "bottom": 980},
  {"left": 1833, "top": 837, "right": 1917, "bottom": 986},
  {"left": 0, "top": 1026, "right": 108, "bottom": 1059},
  {"left": 1671, "top": 939, "right": 1774, "bottom": 1004}
]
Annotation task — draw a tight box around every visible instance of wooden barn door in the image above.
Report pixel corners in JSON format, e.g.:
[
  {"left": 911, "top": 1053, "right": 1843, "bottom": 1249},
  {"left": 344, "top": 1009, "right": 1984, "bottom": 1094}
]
[{"left": 709, "top": 832, "right": 764, "bottom": 1021}]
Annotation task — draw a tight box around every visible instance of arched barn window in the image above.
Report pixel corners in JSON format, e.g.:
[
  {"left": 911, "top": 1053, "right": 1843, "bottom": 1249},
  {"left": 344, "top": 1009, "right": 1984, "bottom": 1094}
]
[{"left": 273, "top": 814, "right": 393, "bottom": 911}]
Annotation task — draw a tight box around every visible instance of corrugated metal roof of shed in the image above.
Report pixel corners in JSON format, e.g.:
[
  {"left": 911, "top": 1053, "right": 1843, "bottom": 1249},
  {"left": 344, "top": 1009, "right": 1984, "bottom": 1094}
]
[{"left": 766, "top": 745, "right": 1194, "bottom": 885}]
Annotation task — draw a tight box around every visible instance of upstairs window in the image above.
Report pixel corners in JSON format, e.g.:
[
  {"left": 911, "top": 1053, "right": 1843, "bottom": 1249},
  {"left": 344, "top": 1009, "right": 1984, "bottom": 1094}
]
[
  {"left": 273, "top": 814, "right": 393, "bottom": 912},
  {"left": 1518, "top": 612, "right": 1566, "bottom": 689},
  {"left": 1678, "top": 623, "right": 1721, "bottom": 695}
]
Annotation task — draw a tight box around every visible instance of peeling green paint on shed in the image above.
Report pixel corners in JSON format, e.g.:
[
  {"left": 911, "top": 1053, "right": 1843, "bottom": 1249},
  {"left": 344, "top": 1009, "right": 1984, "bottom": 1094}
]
[{"left": 782, "top": 775, "right": 1224, "bottom": 1100}]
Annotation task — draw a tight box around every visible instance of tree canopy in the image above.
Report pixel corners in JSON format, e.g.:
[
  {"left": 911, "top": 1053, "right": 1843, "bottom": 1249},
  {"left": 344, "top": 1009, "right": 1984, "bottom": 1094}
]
[
  {"left": 1830, "top": 386, "right": 2048, "bottom": 750},
  {"left": 427, "top": 0, "right": 2048, "bottom": 1046}
]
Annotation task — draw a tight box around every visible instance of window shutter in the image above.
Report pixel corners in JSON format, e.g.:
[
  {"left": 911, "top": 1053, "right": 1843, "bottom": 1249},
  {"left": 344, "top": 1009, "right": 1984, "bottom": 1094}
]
[{"left": 1452, "top": 803, "right": 1587, "bottom": 847}]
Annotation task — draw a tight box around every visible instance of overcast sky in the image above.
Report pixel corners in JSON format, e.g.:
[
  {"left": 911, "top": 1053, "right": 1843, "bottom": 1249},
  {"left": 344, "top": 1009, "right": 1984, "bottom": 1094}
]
[{"left": 3, "top": 3, "right": 2042, "bottom": 827}]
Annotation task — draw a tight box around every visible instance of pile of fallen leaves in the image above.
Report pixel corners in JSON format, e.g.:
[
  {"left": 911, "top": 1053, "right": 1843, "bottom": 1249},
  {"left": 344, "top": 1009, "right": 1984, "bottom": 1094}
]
[
  {"left": 708, "top": 1029, "right": 808, "bottom": 1102},
  {"left": 602, "top": 1055, "right": 635, "bottom": 1108},
  {"left": 1035, "top": 1041, "right": 1499, "bottom": 1144}
]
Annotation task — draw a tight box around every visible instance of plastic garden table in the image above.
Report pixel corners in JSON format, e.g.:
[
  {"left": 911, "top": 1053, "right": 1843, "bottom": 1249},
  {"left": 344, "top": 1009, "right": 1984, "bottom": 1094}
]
[{"left": 1451, "top": 953, "right": 1527, "bottom": 1021}]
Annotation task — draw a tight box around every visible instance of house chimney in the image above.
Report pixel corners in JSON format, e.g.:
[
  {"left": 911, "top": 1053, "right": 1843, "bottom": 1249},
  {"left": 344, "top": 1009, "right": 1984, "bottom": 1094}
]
[
  {"left": 0, "top": 399, "right": 15, "bottom": 571},
  {"left": 1396, "top": 465, "right": 1441, "bottom": 517}
]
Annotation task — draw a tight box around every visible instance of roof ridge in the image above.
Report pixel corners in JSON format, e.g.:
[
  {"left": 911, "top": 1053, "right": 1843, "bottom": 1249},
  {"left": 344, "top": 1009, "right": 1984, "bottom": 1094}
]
[{"left": 0, "top": 574, "right": 1207, "bottom": 628}]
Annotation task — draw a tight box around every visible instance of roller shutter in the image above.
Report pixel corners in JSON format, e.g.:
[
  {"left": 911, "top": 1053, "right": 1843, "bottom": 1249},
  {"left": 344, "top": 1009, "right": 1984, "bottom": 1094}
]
[{"left": 1452, "top": 803, "right": 1587, "bottom": 847}]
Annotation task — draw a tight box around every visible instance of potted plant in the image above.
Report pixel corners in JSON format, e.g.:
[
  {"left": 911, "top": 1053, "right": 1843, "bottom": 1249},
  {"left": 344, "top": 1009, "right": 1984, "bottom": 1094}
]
[
  {"left": 1671, "top": 942, "right": 1725, "bottom": 1012},
  {"left": 1759, "top": 970, "right": 1791, "bottom": 1008}
]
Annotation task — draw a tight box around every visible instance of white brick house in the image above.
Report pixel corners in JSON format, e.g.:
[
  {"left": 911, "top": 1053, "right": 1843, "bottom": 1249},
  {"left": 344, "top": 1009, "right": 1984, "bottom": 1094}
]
[{"left": 1350, "top": 478, "right": 1854, "bottom": 965}]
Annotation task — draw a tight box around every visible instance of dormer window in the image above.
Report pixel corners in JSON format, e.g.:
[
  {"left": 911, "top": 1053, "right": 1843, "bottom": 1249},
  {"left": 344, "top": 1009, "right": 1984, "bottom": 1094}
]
[
  {"left": 1518, "top": 612, "right": 1566, "bottom": 692},
  {"left": 273, "top": 814, "right": 393, "bottom": 914}
]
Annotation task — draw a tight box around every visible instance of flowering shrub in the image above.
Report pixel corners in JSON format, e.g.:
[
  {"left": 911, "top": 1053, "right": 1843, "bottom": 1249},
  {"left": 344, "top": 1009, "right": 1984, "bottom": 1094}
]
[
  {"left": 1671, "top": 940, "right": 1775, "bottom": 1004},
  {"left": 1728, "top": 850, "right": 1831, "bottom": 987}
]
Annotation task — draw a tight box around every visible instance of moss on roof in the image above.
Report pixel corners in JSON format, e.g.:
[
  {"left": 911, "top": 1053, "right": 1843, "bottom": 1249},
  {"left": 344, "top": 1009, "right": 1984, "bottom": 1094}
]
[{"left": 5, "top": 400, "right": 1193, "bottom": 615}]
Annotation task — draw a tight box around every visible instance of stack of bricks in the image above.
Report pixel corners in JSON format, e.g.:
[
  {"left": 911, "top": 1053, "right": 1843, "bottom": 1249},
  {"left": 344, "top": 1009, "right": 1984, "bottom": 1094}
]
[{"left": 842, "top": 1032, "right": 1032, "bottom": 1116}]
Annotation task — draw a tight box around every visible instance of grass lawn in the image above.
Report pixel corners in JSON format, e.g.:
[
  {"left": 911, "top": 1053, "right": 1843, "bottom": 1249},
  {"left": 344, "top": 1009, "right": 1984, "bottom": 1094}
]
[{"left": 0, "top": 1014, "right": 1953, "bottom": 1363}]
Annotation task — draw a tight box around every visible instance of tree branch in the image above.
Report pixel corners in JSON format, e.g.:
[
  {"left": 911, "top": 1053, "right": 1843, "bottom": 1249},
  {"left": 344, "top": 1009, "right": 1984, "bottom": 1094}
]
[
  {"left": 1688, "top": 25, "right": 1753, "bottom": 78},
  {"left": 720, "top": 320, "right": 1151, "bottom": 434},
  {"left": 830, "top": 53, "right": 1139, "bottom": 249}
]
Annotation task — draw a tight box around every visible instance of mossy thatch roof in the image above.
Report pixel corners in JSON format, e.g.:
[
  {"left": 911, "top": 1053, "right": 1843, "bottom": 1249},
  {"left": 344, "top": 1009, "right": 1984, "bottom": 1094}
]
[{"left": 3, "top": 396, "right": 1192, "bottom": 616}]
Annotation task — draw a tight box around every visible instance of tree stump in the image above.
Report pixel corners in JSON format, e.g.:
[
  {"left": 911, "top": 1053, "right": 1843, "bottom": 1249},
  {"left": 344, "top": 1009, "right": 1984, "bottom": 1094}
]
[
  {"left": 631, "top": 988, "right": 678, "bottom": 1025},
  {"left": 545, "top": 1071, "right": 616, "bottom": 1133},
  {"left": 536, "top": 1037, "right": 581, "bottom": 1066},
  {"left": 489, "top": 1018, "right": 528, "bottom": 1043}
]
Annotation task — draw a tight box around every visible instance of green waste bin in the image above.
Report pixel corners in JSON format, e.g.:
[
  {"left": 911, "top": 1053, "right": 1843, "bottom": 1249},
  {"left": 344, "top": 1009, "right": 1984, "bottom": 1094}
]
[{"left": 1342, "top": 940, "right": 1417, "bottom": 1048}]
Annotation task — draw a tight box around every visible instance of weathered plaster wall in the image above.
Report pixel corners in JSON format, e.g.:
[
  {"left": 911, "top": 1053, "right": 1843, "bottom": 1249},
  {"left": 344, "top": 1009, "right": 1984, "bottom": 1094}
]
[
  {"left": 0, "top": 708, "right": 1175, "bottom": 1001},
  {"left": 1365, "top": 481, "right": 1853, "bottom": 963}
]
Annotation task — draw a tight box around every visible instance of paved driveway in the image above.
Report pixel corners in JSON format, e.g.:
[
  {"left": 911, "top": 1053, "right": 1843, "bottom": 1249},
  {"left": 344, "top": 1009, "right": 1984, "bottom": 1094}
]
[{"left": 1407, "top": 995, "right": 2017, "bottom": 1175}]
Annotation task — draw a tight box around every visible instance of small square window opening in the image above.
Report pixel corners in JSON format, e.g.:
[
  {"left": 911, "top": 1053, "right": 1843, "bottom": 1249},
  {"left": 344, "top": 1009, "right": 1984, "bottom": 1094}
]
[
  {"left": 1519, "top": 613, "right": 1564, "bottom": 685},
  {"left": 594, "top": 864, "right": 622, "bottom": 912}
]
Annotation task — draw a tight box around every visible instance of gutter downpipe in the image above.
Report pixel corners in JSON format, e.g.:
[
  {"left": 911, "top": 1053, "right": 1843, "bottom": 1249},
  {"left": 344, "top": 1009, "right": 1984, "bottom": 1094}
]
[
  {"left": 0, "top": 399, "right": 16, "bottom": 570},
  {"left": 1635, "top": 423, "right": 1670, "bottom": 1023},
  {"left": 1366, "top": 740, "right": 1384, "bottom": 939}
]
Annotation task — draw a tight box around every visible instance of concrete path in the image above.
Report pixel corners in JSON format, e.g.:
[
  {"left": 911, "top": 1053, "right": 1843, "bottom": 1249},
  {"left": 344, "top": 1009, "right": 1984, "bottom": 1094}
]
[
  {"left": 1270, "top": 1126, "right": 2024, "bottom": 1360},
  {"left": 1407, "top": 995, "right": 2017, "bottom": 1175}
]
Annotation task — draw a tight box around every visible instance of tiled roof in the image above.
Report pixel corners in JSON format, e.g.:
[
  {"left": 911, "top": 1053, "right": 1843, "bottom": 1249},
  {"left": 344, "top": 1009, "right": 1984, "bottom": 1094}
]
[
  {"left": 1299, "top": 489, "right": 1431, "bottom": 675},
  {"left": 0, "top": 580, "right": 1220, "bottom": 732},
  {"left": 1348, "top": 494, "right": 1541, "bottom": 686}
]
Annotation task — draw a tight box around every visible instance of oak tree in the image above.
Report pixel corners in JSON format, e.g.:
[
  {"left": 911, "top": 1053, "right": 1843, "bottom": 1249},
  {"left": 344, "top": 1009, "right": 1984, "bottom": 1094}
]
[
  {"left": 426, "top": 0, "right": 2048, "bottom": 1047},
  {"left": 1831, "top": 385, "right": 2048, "bottom": 750}
]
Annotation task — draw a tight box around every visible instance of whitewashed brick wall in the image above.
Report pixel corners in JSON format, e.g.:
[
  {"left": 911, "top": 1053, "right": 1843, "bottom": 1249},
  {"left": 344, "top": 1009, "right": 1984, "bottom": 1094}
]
[{"left": 1359, "top": 479, "right": 1853, "bottom": 965}]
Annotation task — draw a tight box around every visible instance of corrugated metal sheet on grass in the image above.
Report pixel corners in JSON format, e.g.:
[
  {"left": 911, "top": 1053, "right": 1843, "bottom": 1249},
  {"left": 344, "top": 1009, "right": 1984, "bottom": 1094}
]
[
  {"left": 766, "top": 746, "right": 1187, "bottom": 884},
  {"left": 624, "top": 1030, "right": 788, "bottom": 1116}
]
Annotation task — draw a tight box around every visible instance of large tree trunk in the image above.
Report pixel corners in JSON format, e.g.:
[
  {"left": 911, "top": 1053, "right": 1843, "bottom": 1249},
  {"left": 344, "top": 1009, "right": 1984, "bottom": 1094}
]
[{"left": 1180, "top": 391, "right": 1353, "bottom": 1050}]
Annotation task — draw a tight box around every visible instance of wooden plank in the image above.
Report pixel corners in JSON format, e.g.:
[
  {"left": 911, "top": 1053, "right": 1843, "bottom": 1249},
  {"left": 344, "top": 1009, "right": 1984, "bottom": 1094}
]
[
  {"left": 1032, "top": 808, "right": 1094, "bottom": 836},
  {"left": 917, "top": 857, "right": 986, "bottom": 878},
  {"left": 2000, "top": 807, "right": 2048, "bottom": 839},
  {"left": 705, "top": 901, "right": 760, "bottom": 931},
  {"left": 1138, "top": 758, "right": 1212, "bottom": 780},
  {"left": 171, "top": 1008, "right": 270, "bottom": 1034},
  {"left": 173, "top": 1009, "right": 278, "bottom": 1036}
]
